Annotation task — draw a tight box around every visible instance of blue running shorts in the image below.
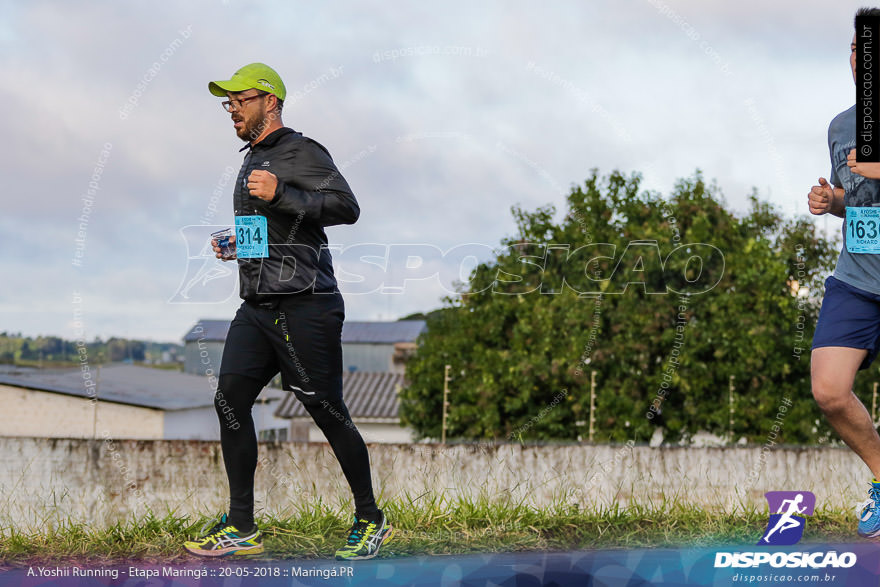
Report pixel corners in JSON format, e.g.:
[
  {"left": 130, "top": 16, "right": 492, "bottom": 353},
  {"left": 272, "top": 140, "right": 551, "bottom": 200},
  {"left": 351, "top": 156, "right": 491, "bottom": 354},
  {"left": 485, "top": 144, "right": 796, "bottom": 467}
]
[{"left": 813, "top": 275, "right": 880, "bottom": 370}]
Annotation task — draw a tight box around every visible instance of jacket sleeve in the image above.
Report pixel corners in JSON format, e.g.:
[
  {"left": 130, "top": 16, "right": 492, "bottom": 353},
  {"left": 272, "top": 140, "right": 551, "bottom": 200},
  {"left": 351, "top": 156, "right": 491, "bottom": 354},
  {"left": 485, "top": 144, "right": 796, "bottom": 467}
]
[{"left": 267, "top": 138, "right": 360, "bottom": 226}]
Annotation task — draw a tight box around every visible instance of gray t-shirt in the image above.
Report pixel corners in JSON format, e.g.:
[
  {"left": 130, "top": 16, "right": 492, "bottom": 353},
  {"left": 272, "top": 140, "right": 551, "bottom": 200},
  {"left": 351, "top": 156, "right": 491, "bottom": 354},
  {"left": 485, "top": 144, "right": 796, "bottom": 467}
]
[{"left": 829, "top": 105, "right": 880, "bottom": 294}]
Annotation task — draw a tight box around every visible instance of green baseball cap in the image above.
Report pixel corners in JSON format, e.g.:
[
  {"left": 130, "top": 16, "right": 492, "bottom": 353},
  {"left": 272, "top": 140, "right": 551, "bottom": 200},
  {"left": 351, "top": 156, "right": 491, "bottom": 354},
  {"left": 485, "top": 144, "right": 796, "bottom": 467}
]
[{"left": 208, "top": 63, "right": 287, "bottom": 101}]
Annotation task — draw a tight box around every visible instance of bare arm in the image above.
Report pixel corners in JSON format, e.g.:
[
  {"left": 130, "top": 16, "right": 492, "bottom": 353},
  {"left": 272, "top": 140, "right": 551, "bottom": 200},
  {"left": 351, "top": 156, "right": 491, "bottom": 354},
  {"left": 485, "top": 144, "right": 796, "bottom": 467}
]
[{"left": 828, "top": 186, "right": 845, "bottom": 218}]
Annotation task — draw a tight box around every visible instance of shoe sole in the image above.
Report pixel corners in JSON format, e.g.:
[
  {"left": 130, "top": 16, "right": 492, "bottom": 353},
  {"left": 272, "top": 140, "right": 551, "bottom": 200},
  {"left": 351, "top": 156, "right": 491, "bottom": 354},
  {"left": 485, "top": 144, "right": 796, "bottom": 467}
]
[
  {"left": 335, "top": 524, "right": 394, "bottom": 561},
  {"left": 183, "top": 543, "right": 265, "bottom": 558}
]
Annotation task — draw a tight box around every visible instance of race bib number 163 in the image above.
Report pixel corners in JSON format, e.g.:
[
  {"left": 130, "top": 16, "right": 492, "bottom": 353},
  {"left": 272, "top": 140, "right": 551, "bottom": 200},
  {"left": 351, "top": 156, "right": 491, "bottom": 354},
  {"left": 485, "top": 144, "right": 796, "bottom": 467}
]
[{"left": 846, "top": 207, "right": 880, "bottom": 254}]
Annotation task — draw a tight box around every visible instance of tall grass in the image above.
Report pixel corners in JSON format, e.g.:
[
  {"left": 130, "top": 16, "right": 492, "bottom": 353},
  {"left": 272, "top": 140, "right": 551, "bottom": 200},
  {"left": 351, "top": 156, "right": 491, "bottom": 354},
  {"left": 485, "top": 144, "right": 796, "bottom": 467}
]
[{"left": 0, "top": 493, "right": 859, "bottom": 565}]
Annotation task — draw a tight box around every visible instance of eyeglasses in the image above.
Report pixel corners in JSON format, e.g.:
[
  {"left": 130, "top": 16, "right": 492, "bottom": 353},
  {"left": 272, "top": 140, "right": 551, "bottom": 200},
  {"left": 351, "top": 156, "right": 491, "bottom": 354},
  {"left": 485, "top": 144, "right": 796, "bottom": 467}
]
[{"left": 221, "top": 93, "right": 268, "bottom": 112}]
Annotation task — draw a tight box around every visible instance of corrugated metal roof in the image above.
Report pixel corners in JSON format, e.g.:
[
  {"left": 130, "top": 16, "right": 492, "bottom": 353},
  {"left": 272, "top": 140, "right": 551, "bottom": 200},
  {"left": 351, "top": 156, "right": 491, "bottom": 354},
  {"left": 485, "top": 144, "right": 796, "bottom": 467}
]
[
  {"left": 183, "top": 319, "right": 231, "bottom": 342},
  {"left": 0, "top": 365, "right": 285, "bottom": 411},
  {"left": 341, "top": 321, "right": 426, "bottom": 344},
  {"left": 275, "top": 371, "right": 404, "bottom": 420}
]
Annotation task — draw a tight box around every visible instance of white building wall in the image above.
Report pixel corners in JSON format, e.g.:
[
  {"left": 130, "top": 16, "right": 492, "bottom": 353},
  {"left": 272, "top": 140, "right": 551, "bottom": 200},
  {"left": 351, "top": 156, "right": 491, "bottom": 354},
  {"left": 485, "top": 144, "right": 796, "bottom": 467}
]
[
  {"left": 183, "top": 341, "right": 225, "bottom": 375},
  {"left": 0, "top": 385, "right": 163, "bottom": 439},
  {"left": 341, "top": 343, "right": 394, "bottom": 373},
  {"left": 164, "top": 400, "right": 291, "bottom": 440},
  {"left": 304, "top": 421, "right": 413, "bottom": 443}
]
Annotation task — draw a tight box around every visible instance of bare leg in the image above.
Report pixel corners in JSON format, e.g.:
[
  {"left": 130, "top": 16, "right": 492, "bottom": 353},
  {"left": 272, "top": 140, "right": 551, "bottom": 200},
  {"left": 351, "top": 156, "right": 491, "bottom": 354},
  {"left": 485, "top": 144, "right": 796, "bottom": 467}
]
[{"left": 812, "top": 346, "right": 880, "bottom": 478}]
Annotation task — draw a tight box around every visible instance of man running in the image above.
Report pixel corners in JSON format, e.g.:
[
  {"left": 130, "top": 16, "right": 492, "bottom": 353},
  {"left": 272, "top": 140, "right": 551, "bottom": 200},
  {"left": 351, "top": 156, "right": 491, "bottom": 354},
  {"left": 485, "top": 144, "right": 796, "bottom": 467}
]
[
  {"left": 809, "top": 7, "right": 880, "bottom": 538},
  {"left": 183, "top": 63, "right": 392, "bottom": 560}
]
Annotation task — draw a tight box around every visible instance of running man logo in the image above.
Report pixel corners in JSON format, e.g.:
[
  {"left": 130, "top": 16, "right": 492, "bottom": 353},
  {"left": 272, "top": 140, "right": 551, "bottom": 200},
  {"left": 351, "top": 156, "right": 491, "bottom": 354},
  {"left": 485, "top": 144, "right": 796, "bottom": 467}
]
[{"left": 758, "top": 491, "right": 816, "bottom": 546}]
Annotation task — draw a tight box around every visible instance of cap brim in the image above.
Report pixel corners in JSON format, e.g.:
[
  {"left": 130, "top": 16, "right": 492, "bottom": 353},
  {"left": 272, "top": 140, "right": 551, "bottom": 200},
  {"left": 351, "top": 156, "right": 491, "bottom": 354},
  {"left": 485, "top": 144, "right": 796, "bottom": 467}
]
[{"left": 208, "top": 79, "right": 255, "bottom": 97}]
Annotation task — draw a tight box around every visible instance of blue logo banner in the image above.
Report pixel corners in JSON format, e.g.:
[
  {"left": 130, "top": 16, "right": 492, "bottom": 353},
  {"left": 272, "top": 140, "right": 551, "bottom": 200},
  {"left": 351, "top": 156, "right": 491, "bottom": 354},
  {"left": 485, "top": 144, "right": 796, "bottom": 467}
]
[{"left": 1, "top": 545, "right": 878, "bottom": 587}]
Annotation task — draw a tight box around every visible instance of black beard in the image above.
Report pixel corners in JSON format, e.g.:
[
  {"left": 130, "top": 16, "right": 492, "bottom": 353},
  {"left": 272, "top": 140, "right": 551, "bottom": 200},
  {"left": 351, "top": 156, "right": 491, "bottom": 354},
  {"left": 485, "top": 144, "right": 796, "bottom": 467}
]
[{"left": 244, "top": 114, "right": 270, "bottom": 142}]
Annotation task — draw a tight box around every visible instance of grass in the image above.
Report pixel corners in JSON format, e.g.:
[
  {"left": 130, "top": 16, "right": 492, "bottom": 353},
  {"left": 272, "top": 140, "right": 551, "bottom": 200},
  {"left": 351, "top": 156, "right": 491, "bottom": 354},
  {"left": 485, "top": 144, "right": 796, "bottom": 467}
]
[{"left": 0, "top": 495, "right": 863, "bottom": 567}]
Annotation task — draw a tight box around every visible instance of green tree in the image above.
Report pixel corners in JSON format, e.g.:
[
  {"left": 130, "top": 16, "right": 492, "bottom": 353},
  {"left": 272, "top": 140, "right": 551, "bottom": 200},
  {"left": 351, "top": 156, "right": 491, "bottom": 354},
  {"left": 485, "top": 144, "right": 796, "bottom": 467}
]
[
  {"left": 107, "top": 338, "right": 131, "bottom": 362},
  {"left": 19, "top": 341, "right": 35, "bottom": 361},
  {"left": 400, "top": 170, "right": 837, "bottom": 444},
  {"left": 129, "top": 340, "right": 146, "bottom": 362}
]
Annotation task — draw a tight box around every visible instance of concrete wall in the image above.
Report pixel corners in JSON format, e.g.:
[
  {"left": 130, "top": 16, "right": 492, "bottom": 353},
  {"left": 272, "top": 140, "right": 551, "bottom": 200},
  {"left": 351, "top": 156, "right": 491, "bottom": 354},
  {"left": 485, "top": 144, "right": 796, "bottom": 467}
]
[
  {"left": 0, "top": 386, "right": 163, "bottom": 440},
  {"left": 0, "top": 437, "right": 869, "bottom": 531}
]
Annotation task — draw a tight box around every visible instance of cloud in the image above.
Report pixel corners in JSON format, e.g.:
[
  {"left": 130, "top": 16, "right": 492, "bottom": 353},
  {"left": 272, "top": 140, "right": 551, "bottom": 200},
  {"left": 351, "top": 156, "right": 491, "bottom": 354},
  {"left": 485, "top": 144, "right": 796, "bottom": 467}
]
[{"left": 3, "top": 0, "right": 859, "bottom": 340}]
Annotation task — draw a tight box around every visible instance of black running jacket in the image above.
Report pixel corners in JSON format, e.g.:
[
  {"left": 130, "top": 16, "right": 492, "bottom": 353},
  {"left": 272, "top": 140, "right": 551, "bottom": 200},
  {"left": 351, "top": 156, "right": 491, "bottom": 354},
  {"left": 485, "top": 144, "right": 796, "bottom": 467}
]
[{"left": 231, "top": 127, "right": 359, "bottom": 302}]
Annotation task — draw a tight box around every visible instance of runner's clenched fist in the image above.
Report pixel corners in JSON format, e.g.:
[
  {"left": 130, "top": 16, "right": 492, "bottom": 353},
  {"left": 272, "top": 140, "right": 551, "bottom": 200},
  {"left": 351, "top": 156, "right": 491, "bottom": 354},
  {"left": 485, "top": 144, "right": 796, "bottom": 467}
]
[{"left": 247, "top": 169, "right": 277, "bottom": 201}]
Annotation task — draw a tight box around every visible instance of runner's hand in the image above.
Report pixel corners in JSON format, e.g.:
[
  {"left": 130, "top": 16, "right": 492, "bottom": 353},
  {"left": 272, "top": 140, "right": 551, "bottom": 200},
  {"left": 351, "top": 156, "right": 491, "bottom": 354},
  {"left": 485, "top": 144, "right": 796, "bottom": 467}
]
[
  {"left": 848, "top": 148, "right": 880, "bottom": 179},
  {"left": 808, "top": 178, "right": 835, "bottom": 215},
  {"left": 247, "top": 170, "right": 278, "bottom": 201},
  {"left": 212, "top": 234, "right": 236, "bottom": 261}
]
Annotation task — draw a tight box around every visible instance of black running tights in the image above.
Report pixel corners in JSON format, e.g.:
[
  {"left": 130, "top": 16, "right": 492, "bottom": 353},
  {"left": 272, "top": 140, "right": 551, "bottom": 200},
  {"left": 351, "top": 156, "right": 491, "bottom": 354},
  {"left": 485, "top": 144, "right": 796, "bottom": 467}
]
[{"left": 215, "top": 373, "right": 379, "bottom": 529}]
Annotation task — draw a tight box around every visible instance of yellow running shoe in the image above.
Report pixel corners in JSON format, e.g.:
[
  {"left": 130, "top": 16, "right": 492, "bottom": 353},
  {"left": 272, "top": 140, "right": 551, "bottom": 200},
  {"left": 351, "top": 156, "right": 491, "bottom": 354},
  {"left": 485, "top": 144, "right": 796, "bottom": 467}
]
[
  {"left": 183, "top": 514, "right": 264, "bottom": 557},
  {"left": 334, "top": 513, "right": 393, "bottom": 561}
]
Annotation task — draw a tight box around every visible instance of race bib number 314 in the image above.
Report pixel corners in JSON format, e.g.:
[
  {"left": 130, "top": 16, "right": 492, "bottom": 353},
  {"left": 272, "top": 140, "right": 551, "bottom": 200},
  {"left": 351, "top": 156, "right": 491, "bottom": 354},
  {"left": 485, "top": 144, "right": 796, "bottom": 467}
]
[{"left": 234, "top": 215, "right": 268, "bottom": 258}]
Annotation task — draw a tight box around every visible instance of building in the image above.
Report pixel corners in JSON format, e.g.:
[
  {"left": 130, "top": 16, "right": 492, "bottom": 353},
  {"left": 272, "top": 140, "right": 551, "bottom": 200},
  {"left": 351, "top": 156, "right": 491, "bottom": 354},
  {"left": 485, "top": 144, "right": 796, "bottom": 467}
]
[
  {"left": 274, "top": 371, "right": 411, "bottom": 443},
  {"left": 0, "top": 365, "right": 288, "bottom": 440},
  {"left": 182, "top": 319, "right": 230, "bottom": 376},
  {"left": 181, "top": 318, "right": 426, "bottom": 376},
  {"left": 341, "top": 321, "right": 426, "bottom": 373},
  {"left": 0, "top": 319, "right": 425, "bottom": 442},
  {"left": 180, "top": 318, "right": 425, "bottom": 442}
]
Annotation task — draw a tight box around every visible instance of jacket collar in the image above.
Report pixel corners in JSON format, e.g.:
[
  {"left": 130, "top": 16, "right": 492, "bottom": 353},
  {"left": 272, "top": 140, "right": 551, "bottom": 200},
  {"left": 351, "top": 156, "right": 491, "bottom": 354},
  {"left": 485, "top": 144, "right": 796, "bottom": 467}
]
[{"left": 239, "top": 127, "right": 297, "bottom": 152}]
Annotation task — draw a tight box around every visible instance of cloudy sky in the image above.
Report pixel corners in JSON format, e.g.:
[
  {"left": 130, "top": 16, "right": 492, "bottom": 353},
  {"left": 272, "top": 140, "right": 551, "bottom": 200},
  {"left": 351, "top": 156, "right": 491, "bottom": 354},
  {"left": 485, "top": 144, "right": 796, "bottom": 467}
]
[{"left": 0, "top": 0, "right": 865, "bottom": 343}]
